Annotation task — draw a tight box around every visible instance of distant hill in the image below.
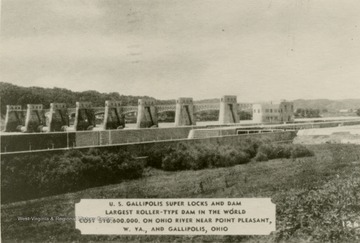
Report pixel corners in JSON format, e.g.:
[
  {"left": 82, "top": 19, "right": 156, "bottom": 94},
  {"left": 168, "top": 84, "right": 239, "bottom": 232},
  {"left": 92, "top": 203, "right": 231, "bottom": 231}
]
[
  {"left": 195, "top": 98, "right": 219, "bottom": 103},
  {"left": 196, "top": 98, "right": 360, "bottom": 112},
  {"left": 2, "top": 82, "right": 360, "bottom": 115},
  {"left": 0, "top": 82, "right": 179, "bottom": 115},
  {"left": 293, "top": 99, "right": 360, "bottom": 112}
]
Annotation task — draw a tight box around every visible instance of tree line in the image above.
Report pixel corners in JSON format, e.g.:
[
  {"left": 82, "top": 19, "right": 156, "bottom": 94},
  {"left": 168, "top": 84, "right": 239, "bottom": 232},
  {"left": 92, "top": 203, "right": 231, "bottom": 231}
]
[
  {"left": 0, "top": 82, "right": 173, "bottom": 116},
  {"left": 294, "top": 108, "right": 322, "bottom": 118}
]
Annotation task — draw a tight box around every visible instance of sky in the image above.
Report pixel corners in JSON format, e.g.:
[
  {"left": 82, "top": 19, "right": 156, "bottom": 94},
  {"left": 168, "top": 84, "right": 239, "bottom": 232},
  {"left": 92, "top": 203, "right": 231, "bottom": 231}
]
[{"left": 1, "top": 0, "right": 360, "bottom": 102}]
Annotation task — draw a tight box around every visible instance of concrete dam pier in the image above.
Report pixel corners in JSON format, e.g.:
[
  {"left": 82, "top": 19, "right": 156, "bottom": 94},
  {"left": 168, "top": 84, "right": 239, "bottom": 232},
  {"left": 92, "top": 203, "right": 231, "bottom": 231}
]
[{"left": 3, "top": 95, "right": 241, "bottom": 133}]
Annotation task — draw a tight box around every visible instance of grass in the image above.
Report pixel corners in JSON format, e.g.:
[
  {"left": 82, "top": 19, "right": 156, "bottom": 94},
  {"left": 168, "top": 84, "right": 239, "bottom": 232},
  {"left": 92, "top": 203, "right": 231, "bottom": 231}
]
[{"left": 1, "top": 144, "right": 360, "bottom": 242}]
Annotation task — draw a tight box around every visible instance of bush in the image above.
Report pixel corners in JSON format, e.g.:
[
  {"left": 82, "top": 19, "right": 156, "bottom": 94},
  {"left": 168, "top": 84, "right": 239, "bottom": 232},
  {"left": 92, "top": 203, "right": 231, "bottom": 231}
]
[
  {"left": 147, "top": 140, "right": 315, "bottom": 172},
  {"left": 255, "top": 152, "right": 269, "bottom": 162},
  {"left": 257, "top": 144, "right": 275, "bottom": 159},
  {"left": 148, "top": 139, "right": 314, "bottom": 171},
  {"left": 1, "top": 149, "right": 144, "bottom": 203},
  {"left": 256, "top": 143, "right": 313, "bottom": 161},
  {"left": 158, "top": 143, "right": 251, "bottom": 171},
  {"left": 162, "top": 149, "right": 189, "bottom": 171},
  {"left": 215, "top": 146, "right": 250, "bottom": 167},
  {"left": 42, "top": 156, "right": 86, "bottom": 193},
  {"left": 146, "top": 145, "right": 175, "bottom": 169},
  {"left": 211, "top": 146, "right": 238, "bottom": 168},
  {"left": 272, "top": 144, "right": 292, "bottom": 159},
  {"left": 192, "top": 144, "right": 217, "bottom": 169},
  {"left": 242, "top": 142, "right": 258, "bottom": 158},
  {"left": 235, "top": 150, "right": 251, "bottom": 164},
  {"left": 1, "top": 155, "right": 49, "bottom": 202},
  {"left": 290, "top": 145, "right": 314, "bottom": 158}
]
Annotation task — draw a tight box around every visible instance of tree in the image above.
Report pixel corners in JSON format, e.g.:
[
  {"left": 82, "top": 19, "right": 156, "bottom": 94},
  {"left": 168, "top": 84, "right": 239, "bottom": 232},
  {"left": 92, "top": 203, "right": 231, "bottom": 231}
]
[{"left": 356, "top": 109, "right": 360, "bottom": 116}]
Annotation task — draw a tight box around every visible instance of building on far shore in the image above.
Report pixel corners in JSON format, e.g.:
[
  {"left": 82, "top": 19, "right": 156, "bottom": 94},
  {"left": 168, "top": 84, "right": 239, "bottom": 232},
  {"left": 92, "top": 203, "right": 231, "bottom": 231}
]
[
  {"left": 238, "top": 103, "right": 253, "bottom": 111},
  {"left": 252, "top": 100, "right": 294, "bottom": 124}
]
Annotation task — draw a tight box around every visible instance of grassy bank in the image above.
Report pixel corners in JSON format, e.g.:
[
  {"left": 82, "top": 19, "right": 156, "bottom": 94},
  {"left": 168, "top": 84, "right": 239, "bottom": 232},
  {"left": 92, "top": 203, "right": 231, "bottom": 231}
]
[
  {"left": 2, "top": 137, "right": 310, "bottom": 203},
  {"left": 1, "top": 144, "right": 360, "bottom": 242}
]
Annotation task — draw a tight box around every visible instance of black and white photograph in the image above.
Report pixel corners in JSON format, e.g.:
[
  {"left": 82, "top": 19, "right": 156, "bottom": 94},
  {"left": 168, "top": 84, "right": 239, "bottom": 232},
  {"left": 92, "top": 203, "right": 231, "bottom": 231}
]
[{"left": 1, "top": 0, "right": 360, "bottom": 242}]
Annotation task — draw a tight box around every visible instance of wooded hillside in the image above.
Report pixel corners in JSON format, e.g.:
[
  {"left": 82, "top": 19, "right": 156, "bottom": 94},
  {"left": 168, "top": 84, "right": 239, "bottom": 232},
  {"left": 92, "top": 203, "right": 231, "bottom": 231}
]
[{"left": 0, "top": 82, "right": 173, "bottom": 115}]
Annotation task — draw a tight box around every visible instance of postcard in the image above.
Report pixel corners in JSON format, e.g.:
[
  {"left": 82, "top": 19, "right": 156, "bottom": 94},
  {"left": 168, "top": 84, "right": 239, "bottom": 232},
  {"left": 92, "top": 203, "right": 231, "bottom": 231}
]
[{"left": 1, "top": 1, "right": 360, "bottom": 242}]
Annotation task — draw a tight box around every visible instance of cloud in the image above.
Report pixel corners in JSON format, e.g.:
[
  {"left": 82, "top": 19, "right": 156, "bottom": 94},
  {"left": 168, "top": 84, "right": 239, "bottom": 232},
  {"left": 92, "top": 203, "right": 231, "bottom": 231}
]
[
  {"left": 49, "top": 0, "right": 105, "bottom": 18},
  {"left": 1, "top": 0, "right": 360, "bottom": 100}
]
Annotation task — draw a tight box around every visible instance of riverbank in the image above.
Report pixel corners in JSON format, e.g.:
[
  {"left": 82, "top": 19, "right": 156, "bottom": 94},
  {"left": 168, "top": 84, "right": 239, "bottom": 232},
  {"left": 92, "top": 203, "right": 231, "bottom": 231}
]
[{"left": 2, "top": 144, "right": 360, "bottom": 242}]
